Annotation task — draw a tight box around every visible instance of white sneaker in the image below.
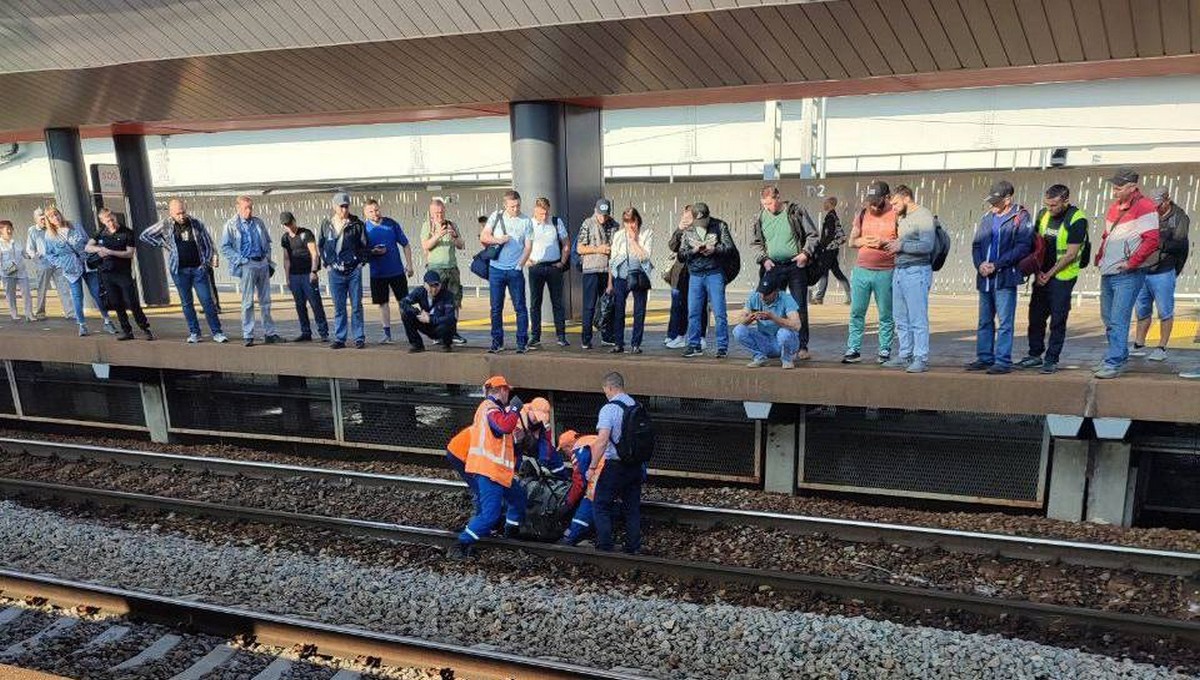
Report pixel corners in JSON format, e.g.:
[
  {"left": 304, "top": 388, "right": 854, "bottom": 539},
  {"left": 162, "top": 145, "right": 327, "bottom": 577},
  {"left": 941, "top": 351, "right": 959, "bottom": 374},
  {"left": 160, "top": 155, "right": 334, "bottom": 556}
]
[
  {"left": 746, "top": 356, "right": 768, "bottom": 368},
  {"left": 103, "top": 319, "right": 117, "bottom": 335},
  {"left": 1129, "top": 345, "right": 1148, "bottom": 357},
  {"left": 700, "top": 338, "right": 707, "bottom": 350},
  {"left": 781, "top": 359, "right": 795, "bottom": 370},
  {"left": 1148, "top": 347, "right": 1168, "bottom": 362},
  {"left": 665, "top": 337, "right": 687, "bottom": 349},
  {"left": 186, "top": 333, "right": 200, "bottom": 344},
  {"left": 78, "top": 324, "right": 89, "bottom": 337},
  {"left": 212, "top": 332, "right": 229, "bottom": 344}
]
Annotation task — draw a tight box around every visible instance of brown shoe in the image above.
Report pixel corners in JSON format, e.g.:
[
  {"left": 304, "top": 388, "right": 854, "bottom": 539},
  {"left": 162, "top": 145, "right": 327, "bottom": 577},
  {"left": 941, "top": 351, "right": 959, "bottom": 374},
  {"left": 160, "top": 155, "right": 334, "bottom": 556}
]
[{"left": 795, "top": 349, "right": 812, "bottom": 362}]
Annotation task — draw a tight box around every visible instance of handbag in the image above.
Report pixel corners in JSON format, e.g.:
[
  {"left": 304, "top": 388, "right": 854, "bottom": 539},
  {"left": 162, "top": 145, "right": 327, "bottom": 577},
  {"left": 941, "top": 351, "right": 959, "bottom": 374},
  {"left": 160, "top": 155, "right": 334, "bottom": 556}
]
[
  {"left": 470, "top": 211, "right": 506, "bottom": 280},
  {"left": 628, "top": 269, "right": 652, "bottom": 292},
  {"left": 2, "top": 261, "right": 17, "bottom": 277}
]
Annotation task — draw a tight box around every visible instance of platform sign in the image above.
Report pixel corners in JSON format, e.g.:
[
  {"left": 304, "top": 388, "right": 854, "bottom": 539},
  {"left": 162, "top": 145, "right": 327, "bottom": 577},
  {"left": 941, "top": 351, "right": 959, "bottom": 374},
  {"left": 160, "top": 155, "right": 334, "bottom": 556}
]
[{"left": 91, "top": 163, "right": 123, "bottom": 196}]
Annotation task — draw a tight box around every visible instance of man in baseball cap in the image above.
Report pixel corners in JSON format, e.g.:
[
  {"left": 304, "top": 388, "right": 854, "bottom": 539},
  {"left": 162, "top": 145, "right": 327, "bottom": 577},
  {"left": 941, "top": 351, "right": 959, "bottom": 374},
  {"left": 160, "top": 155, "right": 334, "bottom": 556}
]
[
  {"left": 279, "top": 210, "right": 328, "bottom": 343},
  {"left": 734, "top": 268, "right": 802, "bottom": 369},
  {"left": 967, "top": 178, "right": 1032, "bottom": 375},
  {"left": 985, "top": 180, "right": 1015, "bottom": 207},
  {"left": 842, "top": 180, "right": 897, "bottom": 364},
  {"left": 1130, "top": 185, "right": 1189, "bottom": 363},
  {"left": 577, "top": 198, "right": 619, "bottom": 349},
  {"left": 332, "top": 191, "right": 351, "bottom": 207},
  {"left": 399, "top": 269, "right": 457, "bottom": 352},
  {"left": 1108, "top": 166, "right": 1139, "bottom": 187}
]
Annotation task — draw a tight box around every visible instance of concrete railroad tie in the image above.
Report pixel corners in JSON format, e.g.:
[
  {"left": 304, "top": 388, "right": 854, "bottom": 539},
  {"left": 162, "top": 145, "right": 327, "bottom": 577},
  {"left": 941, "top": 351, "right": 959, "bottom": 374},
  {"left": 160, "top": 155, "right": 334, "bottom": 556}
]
[
  {"left": 0, "top": 617, "right": 77, "bottom": 660},
  {"left": 110, "top": 633, "right": 183, "bottom": 670},
  {"left": 169, "top": 643, "right": 239, "bottom": 680}
]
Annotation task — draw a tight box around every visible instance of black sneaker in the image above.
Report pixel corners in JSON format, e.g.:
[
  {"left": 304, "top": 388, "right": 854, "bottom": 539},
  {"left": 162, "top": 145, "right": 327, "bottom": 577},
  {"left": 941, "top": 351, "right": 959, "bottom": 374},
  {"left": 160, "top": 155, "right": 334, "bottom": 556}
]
[
  {"left": 580, "top": 343, "right": 592, "bottom": 350},
  {"left": 841, "top": 351, "right": 862, "bottom": 364},
  {"left": 408, "top": 345, "right": 426, "bottom": 353},
  {"left": 986, "top": 364, "right": 1012, "bottom": 375},
  {"left": 1016, "top": 356, "right": 1043, "bottom": 369},
  {"left": 143, "top": 329, "right": 155, "bottom": 341},
  {"left": 294, "top": 334, "right": 313, "bottom": 343},
  {"left": 330, "top": 341, "right": 346, "bottom": 350},
  {"left": 601, "top": 339, "right": 616, "bottom": 347},
  {"left": 516, "top": 346, "right": 527, "bottom": 355},
  {"left": 527, "top": 340, "right": 541, "bottom": 350},
  {"left": 354, "top": 339, "right": 365, "bottom": 349},
  {"left": 876, "top": 351, "right": 891, "bottom": 364},
  {"left": 265, "top": 334, "right": 283, "bottom": 345},
  {"left": 965, "top": 360, "right": 991, "bottom": 371},
  {"left": 452, "top": 334, "right": 467, "bottom": 346},
  {"left": 610, "top": 346, "right": 624, "bottom": 354},
  {"left": 682, "top": 346, "right": 704, "bottom": 358},
  {"left": 715, "top": 349, "right": 727, "bottom": 359},
  {"left": 488, "top": 346, "right": 504, "bottom": 354},
  {"left": 319, "top": 335, "right": 329, "bottom": 343},
  {"left": 630, "top": 346, "right": 643, "bottom": 355},
  {"left": 117, "top": 331, "right": 135, "bottom": 341},
  {"left": 1040, "top": 361, "right": 1058, "bottom": 374},
  {"left": 244, "top": 337, "right": 255, "bottom": 347},
  {"left": 557, "top": 338, "right": 570, "bottom": 348}
]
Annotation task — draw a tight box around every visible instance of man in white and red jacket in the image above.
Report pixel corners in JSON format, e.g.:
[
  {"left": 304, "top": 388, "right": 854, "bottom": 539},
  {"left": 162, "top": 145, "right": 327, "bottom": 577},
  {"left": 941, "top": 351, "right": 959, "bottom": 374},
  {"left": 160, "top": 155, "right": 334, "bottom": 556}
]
[{"left": 1093, "top": 167, "right": 1160, "bottom": 379}]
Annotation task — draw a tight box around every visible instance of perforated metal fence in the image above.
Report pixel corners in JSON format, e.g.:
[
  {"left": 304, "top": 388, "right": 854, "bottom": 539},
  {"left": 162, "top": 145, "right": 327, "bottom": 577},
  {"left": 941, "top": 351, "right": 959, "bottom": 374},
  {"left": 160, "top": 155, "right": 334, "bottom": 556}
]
[
  {"left": 163, "top": 371, "right": 336, "bottom": 442},
  {"left": 6, "top": 361, "right": 145, "bottom": 429},
  {"left": 338, "top": 380, "right": 480, "bottom": 453},
  {"left": 801, "top": 407, "right": 1047, "bottom": 506},
  {"left": 553, "top": 392, "right": 760, "bottom": 482}
]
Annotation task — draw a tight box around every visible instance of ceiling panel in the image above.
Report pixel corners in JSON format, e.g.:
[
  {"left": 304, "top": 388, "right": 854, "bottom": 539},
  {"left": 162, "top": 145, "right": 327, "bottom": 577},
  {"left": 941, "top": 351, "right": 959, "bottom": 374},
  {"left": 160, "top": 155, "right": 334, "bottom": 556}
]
[
  {"left": 900, "top": 0, "right": 964, "bottom": 70},
  {"left": 803, "top": 2, "right": 871, "bottom": 76},
  {"left": 929, "top": 0, "right": 986, "bottom": 68},
  {"left": 1130, "top": 0, "right": 1166, "bottom": 55},
  {"left": 1012, "top": 0, "right": 1058, "bottom": 64},
  {"left": 1100, "top": 0, "right": 1139, "bottom": 58},
  {"left": 826, "top": 1, "right": 896, "bottom": 75},
  {"left": 773, "top": 4, "right": 849, "bottom": 79},
  {"left": 987, "top": 0, "right": 1035, "bottom": 65}
]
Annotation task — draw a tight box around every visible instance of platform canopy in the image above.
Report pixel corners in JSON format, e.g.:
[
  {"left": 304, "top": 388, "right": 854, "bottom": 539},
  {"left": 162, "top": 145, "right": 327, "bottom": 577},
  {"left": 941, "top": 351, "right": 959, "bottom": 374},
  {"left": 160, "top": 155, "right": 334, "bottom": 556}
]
[{"left": 1, "top": 0, "right": 1197, "bottom": 140}]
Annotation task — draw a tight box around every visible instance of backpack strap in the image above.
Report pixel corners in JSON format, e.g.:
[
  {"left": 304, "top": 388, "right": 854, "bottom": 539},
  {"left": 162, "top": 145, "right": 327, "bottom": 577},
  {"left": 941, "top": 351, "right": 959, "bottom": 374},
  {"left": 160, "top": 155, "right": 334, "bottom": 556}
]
[{"left": 607, "top": 399, "right": 631, "bottom": 443}]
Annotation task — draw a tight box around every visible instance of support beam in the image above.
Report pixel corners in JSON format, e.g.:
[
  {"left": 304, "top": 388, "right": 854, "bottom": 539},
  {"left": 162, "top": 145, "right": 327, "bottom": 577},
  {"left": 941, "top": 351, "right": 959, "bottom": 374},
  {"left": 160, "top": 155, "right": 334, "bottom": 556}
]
[
  {"left": 114, "top": 134, "right": 170, "bottom": 305},
  {"left": 1087, "top": 441, "right": 1134, "bottom": 526},
  {"left": 1046, "top": 437, "right": 1088, "bottom": 522},
  {"left": 510, "top": 101, "right": 602, "bottom": 321},
  {"left": 763, "top": 406, "right": 801, "bottom": 495},
  {"left": 139, "top": 381, "right": 170, "bottom": 444},
  {"left": 44, "top": 128, "right": 96, "bottom": 233}
]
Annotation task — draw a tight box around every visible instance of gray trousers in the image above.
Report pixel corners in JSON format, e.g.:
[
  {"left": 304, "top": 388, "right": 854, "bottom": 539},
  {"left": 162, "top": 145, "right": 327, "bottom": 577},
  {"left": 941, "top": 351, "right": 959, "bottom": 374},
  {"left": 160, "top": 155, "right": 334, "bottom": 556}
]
[
  {"left": 239, "top": 264, "right": 276, "bottom": 339},
  {"left": 3, "top": 274, "right": 31, "bottom": 319},
  {"left": 35, "top": 266, "right": 75, "bottom": 319}
]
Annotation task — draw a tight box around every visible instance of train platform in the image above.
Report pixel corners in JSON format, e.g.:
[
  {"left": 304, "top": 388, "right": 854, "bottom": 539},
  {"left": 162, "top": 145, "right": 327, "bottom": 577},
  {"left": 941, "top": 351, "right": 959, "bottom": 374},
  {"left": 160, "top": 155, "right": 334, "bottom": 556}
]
[{"left": 0, "top": 291, "right": 1196, "bottom": 424}]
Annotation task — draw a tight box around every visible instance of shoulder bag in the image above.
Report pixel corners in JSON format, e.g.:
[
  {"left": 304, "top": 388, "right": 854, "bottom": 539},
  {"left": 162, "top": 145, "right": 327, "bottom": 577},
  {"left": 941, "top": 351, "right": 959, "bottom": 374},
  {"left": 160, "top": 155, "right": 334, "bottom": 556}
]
[{"left": 470, "top": 211, "right": 506, "bottom": 280}]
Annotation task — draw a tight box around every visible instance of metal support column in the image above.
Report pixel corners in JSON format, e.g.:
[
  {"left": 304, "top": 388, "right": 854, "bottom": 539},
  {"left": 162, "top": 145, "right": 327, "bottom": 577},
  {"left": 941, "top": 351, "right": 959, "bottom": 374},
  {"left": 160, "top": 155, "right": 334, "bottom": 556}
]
[
  {"left": 114, "top": 134, "right": 170, "bottom": 305},
  {"left": 44, "top": 128, "right": 96, "bottom": 232},
  {"left": 510, "top": 101, "right": 603, "bottom": 321}
]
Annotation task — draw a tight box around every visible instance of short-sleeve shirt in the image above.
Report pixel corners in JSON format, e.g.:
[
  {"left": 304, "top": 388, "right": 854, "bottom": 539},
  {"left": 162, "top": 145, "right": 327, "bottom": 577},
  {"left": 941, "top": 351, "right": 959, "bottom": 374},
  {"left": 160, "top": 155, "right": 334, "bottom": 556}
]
[
  {"left": 173, "top": 220, "right": 203, "bottom": 269},
  {"left": 1040, "top": 210, "right": 1087, "bottom": 271},
  {"left": 280, "top": 227, "right": 317, "bottom": 275},
  {"left": 97, "top": 226, "right": 136, "bottom": 275},
  {"left": 488, "top": 212, "right": 533, "bottom": 271},
  {"left": 421, "top": 219, "right": 459, "bottom": 269},
  {"left": 596, "top": 392, "right": 636, "bottom": 460},
  {"left": 744, "top": 290, "right": 799, "bottom": 336},
  {"left": 855, "top": 206, "right": 898, "bottom": 270},
  {"left": 366, "top": 217, "right": 410, "bottom": 279},
  {"left": 529, "top": 216, "right": 568, "bottom": 264}
]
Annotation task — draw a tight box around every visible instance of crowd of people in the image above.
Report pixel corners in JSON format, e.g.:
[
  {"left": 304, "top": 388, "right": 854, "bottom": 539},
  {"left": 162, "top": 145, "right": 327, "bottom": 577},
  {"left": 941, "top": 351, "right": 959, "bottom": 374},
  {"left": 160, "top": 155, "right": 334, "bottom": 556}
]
[
  {"left": 0, "top": 166, "right": 1194, "bottom": 379},
  {"left": 445, "top": 370, "right": 650, "bottom": 558}
]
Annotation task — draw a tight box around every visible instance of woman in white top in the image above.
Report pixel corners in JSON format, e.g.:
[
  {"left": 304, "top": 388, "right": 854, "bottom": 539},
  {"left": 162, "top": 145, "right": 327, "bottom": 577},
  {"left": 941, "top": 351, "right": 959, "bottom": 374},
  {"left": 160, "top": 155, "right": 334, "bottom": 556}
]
[
  {"left": 607, "top": 206, "right": 654, "bottom": 354},
  {"left": 0, "top": 220, "right": 33, "bottom": 321}
]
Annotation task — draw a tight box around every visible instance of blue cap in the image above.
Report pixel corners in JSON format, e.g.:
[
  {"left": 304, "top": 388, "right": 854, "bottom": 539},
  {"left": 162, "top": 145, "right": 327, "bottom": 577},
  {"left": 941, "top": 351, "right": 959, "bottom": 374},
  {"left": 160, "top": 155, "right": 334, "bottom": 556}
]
[{"left": 423, "top": 270, "right": 442, "bottom": 285}]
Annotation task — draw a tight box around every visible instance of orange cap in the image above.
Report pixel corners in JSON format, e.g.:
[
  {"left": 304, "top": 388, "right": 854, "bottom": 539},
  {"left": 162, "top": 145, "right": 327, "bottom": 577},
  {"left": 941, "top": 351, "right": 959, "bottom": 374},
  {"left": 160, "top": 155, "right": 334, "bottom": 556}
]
[
  {"left": 558, "top": 429, "right": 578, "bottom": 449},
  {"left": 483, "top": 375, "right": 511, "bottom": 390}
]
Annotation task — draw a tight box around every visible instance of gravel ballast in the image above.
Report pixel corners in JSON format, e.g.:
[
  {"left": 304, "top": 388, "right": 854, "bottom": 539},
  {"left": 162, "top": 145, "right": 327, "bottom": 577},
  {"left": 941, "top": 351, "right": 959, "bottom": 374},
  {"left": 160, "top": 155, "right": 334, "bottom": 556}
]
[{"left": 0, "top": 500, "right": 1193, "bottom": 679}]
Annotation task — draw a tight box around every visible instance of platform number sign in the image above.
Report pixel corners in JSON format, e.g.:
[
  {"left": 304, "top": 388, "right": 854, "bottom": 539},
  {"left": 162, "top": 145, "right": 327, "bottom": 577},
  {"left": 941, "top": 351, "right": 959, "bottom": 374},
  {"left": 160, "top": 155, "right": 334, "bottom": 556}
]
[{"left": 92, "top": 164, "right": 124, "bottom": 196}]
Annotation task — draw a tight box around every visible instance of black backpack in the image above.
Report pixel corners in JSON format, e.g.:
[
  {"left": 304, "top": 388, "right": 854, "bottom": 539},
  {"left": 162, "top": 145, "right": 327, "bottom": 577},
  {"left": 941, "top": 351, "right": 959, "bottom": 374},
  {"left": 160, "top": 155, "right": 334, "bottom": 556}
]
[
  {"left": 611, "top": 399, "right": 655, "bottom": 465},
  {"left": 931, "top": 216, "right": 951, "bottom": 272}
]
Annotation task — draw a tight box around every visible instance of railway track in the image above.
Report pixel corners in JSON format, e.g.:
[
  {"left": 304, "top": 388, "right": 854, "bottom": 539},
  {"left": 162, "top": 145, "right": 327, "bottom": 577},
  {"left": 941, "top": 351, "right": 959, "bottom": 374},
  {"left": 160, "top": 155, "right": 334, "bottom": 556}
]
[
  {"left": 0, "top": 569, "right": 626, "bottom": 679},
  {"left": 2, "top": 436, "right": 1197, "bottom": 577},
  {"left": 2, "top": 475, "right": 1200, "bottom": 649}
]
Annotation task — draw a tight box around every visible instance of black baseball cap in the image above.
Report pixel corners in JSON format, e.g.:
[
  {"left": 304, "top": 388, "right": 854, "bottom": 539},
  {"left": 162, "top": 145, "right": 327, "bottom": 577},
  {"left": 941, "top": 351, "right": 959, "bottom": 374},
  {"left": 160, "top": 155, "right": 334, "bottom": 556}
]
[
  {"left": 279, "top": 211, "right": 295, "bottom": 225},
  {"left": 1108, "top": 167, "right": 1139, "bottom": 186},
  {"left": 595, "top": 199, "right": 612, "bottom": 216},
  {"left": 757, "top": 271, "right": 782, "bottom": 296},
  {"left": 691, "top": 202, "right": 711, "bottom": 229},
  {"left": 985, "top": 180, "right": 1015, "bottom": 206},
  {"left": 866, "top": 181, "right": 890, "bottom": 200},
  {"left": 424, "top": 270, "right": 442, "bottom": 286}
]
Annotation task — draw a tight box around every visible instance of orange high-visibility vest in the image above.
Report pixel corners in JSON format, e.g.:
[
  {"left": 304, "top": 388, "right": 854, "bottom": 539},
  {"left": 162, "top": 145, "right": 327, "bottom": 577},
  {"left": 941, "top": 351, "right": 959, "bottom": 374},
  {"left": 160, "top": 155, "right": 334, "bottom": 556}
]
[
  {"left": 573, "top": 434, "right": 606, "bottom": 501},
  {"left": 446, "top": 426, "right": 471, "bottom": 463},
  {"left": 464, "top": 400, "right": 517, "bottom": 487}
]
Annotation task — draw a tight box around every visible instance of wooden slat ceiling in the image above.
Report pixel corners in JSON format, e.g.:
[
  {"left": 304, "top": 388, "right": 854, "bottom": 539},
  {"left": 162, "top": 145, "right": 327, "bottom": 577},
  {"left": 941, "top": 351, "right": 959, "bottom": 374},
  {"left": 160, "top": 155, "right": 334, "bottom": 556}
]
[{"left": 0, "top": 0, "right": 1196, "bottom": 139}]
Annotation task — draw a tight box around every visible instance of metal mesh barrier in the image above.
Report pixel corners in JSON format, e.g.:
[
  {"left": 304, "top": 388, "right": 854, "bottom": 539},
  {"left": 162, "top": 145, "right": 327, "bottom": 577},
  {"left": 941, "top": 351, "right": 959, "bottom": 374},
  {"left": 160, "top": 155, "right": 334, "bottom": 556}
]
[
  {"left": 163, "top": 371, "right": 335, "bottom": 440},
  {"left": 338, "top": 380, "right": 480, "bottom": 453},
  {"left": 802, "top": 407, "right": 1045, "bottom": 505},
  {"left": 553, "top": 392, "right": 759, "bottom": 482},
  {"left": 10, "top": 361, "right": 145, "bottom": 428},
  {"left": 1134, "top": 423, "right": 1200, "bottom": 514}
]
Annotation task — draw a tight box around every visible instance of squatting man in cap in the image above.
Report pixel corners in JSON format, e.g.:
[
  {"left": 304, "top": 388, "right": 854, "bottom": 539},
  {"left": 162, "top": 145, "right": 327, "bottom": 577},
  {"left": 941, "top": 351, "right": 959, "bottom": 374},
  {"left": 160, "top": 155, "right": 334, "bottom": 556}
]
[
  {"left": 400, "top": 270, "right": 458, "bottom": 352},
  {"left": 734, "top": 269, "right": 803, "bottom": 369},
  {"left": 279, "top": 211, "right": 328, "bottom": 343},
  {"left": 453, "top": 375, "right": 525, "bottom": 559}
]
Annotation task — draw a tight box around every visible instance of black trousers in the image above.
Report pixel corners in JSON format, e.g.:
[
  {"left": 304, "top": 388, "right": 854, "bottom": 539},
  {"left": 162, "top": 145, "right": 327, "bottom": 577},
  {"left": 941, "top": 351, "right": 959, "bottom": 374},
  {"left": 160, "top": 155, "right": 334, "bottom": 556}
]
[
  {"left": 100, "top": 271, "right": 149, "bottom": 333},
  {"left": 528, "top": 262, "right": 567, "bottom": 341},
  {"left": 1027, "top": 277, "right": 1075, "bottom": 364},
  {"left": 205, "top": 265, "right": 221, "bottom": 312},
  {"left": 759, "top": 260, "right": 810, "bottom": 349},
  {"left": 401, "top": 308, "right": 455, "bottom": 349}
]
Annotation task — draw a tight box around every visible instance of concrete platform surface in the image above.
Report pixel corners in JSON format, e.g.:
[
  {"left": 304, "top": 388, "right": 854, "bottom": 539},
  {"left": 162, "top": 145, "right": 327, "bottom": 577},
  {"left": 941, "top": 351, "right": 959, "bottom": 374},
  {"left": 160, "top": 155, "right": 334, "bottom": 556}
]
[{"left": 0, "top": 291, "right": 1196, "bottom": 423}]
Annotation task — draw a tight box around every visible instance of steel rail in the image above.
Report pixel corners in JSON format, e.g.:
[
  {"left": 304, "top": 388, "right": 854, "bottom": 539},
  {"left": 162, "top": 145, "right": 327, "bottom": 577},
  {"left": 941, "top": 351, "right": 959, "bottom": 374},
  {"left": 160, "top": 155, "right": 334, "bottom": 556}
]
[
  {"left": 2, "top": 477, "right": 1200, "bottom": 647},
  {"left": 0, "top": 569, "right": 632, "bottom": 680},
  {"left": 2, "top": 437, "right": 1197, "bottom": 577}
]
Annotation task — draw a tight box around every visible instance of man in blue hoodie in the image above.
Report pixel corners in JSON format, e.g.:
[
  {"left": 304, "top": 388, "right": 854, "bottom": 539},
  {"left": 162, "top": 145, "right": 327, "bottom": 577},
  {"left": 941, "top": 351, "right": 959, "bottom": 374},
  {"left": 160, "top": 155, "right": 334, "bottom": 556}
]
[{"left": 968, "top": 181, "right": 1033, "bottom": 375}]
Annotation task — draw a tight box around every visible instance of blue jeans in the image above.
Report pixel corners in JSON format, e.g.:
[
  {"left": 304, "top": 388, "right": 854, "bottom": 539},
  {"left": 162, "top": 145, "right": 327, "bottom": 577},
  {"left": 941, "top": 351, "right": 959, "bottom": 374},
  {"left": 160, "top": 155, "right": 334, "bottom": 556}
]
[
  {"left": 69, "top": 271, "right": 109, "bottom": 323},
  {"left": 173, "top": 266, "right": 223, "bottom": 336},
  {"left": 976, "top": 286, "right": 1018, "bottom": 368},
  {"left": 459, "top": 476, "right": 526, "bottom": 545},
  {"left": 686, "top": 270, "right": 728, "bottom": 351},
  {"left": 1101, "top": 270, "right": 1147, "bottom": 369},
  {"left": 1135, "top": 270, "right": 1176, "bottom": 321},
  {"left": 593, "top": 461, "right": 643, "bottom": 553},
  {"left": 893, "top": 265, "right": 932, "bottom": 362},
  {"left": 289, "top": 273, "right": 328, "bottom": 338},
  {"left": 580, "top": 272, "right": 605, "bottom": 346},
  {"left": 612, "top": 276, "right": 648, "bottom": 349},
  {"left": 327, "top": 266, "right": 364, "bottom": 343},
  {"left": 445, "top": 452, "right": 482, "bottom": 517},
  {"left": 488, "top": 266, "right": 528, "bottom": 350},
  {"left": 733, "top": 323, "right": 799, "bottom": 361}
]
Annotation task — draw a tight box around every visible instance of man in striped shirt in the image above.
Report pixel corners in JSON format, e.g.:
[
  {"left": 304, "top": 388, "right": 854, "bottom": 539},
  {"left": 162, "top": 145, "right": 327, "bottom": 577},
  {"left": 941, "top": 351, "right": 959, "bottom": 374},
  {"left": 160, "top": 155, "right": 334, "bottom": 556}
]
[{"left": 1094, "top": 167, "right": 1160, "bottom": 379}]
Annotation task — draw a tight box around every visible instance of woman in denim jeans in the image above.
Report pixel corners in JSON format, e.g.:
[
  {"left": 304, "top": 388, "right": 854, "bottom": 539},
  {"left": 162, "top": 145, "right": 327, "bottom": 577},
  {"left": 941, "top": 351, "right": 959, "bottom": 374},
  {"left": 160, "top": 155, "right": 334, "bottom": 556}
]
[{"left": 42, "top": 206, "right": 113, "bottom": 336}]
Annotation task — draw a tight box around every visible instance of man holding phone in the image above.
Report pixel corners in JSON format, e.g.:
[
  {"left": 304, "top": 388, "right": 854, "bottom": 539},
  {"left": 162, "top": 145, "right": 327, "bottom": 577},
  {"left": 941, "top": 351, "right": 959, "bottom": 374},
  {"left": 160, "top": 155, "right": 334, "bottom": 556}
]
[
  {"left": 421, "top": 198, "right": 467, "bottom": 345},
  {"left": 364, "top": 198, "right": 414, "bottom": 345},
  {"left": 733, "top": 270, "right": 802, "bottom": 369}
]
